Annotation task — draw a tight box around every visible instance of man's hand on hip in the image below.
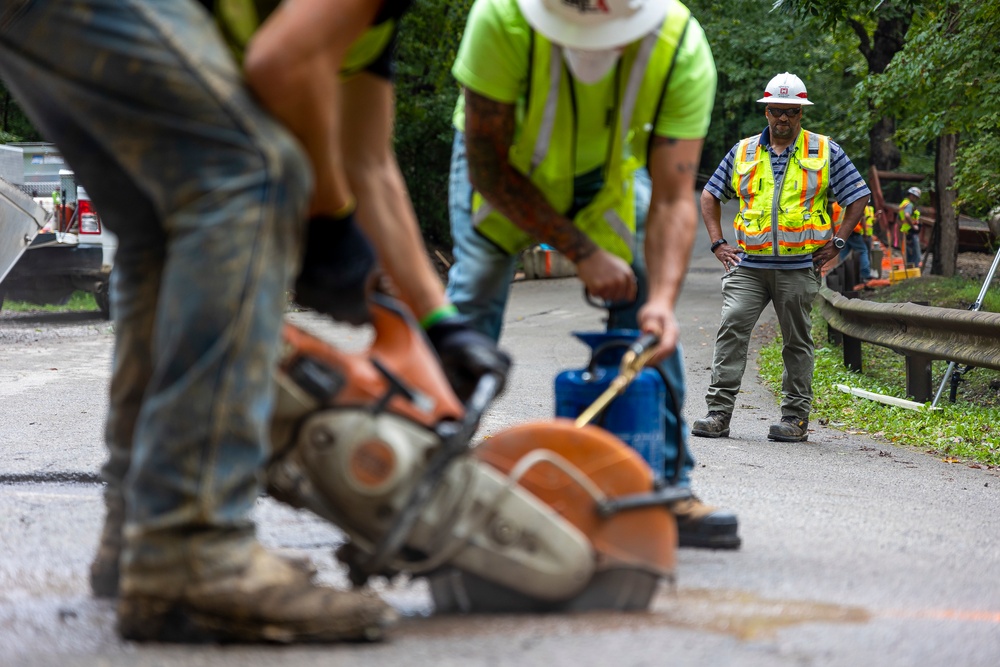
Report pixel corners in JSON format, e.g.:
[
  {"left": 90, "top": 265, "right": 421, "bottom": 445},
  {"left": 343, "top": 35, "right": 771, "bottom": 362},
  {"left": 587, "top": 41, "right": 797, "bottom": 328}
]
[
  {"left": 811, "top": 241, "right": 839, "bottom": 269},
  {"left": 712, "top": 240, "right": 742, "bottom": 272}
]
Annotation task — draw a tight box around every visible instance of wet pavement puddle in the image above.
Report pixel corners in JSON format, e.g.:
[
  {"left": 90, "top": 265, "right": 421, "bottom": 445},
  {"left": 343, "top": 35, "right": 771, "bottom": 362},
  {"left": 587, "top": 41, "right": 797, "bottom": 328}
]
[
  {"left": 391, "top": 586, "right": 871, "bottom": 641},
  {"left": 650, "top": 587, "right": 871, "bottom": 640}
]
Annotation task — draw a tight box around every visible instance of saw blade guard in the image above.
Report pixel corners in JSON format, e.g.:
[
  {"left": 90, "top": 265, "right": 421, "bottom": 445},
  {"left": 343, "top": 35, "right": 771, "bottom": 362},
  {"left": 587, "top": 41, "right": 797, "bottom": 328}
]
[{"left": 427, "top": 419, "right": 677, "bottom": 613}]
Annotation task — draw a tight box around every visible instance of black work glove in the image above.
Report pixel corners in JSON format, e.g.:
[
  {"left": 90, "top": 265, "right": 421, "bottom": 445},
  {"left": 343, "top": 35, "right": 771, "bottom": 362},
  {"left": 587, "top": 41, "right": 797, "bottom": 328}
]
[
  {"left": 425, "top": 315, "right": 512, "bottom": 403},
  {"left": 293, "top": 211, "right": 376, "bottom": 325}
]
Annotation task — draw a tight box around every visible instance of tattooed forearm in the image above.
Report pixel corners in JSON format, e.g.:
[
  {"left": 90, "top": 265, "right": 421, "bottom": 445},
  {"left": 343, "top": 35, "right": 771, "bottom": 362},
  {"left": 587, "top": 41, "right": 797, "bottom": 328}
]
[
  {"left": 464, "top": 88, "right": 596, "bottom": 262},
  {"left": 651, "top": 135, "right": 698, "bottom": 176},
  {"left": 463, "top": 89, "right": 515, "bottom": 196}
]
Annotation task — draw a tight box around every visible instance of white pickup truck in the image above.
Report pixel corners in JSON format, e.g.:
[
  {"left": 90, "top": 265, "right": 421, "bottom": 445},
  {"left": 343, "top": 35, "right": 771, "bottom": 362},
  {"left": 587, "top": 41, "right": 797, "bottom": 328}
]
[{"left": 0, "top": 169, "right": 117, "bottom": 318}]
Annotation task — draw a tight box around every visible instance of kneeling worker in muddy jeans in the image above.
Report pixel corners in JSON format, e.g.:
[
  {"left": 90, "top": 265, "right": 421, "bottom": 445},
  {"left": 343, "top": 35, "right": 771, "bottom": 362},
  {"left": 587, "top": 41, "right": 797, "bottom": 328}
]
[
  {"left": 0, "top": 0, "right": 447, "bottom": 644},
  {"left": 693, "top": 72, "right": 870, "bottom": 443}
]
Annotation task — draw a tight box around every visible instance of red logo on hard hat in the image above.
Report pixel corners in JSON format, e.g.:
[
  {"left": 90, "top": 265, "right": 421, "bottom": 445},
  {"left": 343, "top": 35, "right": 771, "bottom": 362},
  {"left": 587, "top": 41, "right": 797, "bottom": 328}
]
[{"left": 779, "top": 86, "right": 789, "bottom": 96}]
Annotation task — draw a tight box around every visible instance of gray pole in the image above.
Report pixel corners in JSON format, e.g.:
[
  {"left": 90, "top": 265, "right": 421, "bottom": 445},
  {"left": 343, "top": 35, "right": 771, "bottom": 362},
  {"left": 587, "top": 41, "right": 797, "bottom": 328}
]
[{"left": 931, "top": 245, "right": 1000, "bottom": 408}]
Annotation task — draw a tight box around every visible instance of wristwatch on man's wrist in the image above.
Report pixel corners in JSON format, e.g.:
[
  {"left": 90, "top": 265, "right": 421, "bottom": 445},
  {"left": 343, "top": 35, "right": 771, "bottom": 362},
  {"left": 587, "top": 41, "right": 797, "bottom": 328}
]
[
  {"left": 833, "top": 237, "right": 847, "bottom": 249},
  {"left": 710, "top": 238, "right": 728, "bottom": 253}
]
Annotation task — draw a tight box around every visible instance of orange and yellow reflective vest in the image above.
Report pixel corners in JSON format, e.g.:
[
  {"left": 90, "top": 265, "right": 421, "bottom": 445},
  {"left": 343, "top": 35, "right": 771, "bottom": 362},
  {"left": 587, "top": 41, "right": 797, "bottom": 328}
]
[{"left": 731, "top": 130, "right": 832, "bottom": 256}]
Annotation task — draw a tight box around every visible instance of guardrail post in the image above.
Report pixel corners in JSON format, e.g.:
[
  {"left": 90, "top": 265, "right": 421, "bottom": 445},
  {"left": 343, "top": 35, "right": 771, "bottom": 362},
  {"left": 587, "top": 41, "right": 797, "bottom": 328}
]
[
  {"left": 843, "top": 333, "right": 862, "bottom": 372},
  {"left": 905, "top": 353, "right": 933, "bottom": 403},
  {"left": 845, "top": 252, "right": 859, "bottom": 290},
  {"left": 825, "top": 270, "right": 844, "bottom": 345}
]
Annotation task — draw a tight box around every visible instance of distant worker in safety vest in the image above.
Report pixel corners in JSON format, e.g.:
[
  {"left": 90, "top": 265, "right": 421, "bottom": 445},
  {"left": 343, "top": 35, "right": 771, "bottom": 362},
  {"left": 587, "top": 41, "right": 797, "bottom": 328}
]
[
  {"left": 831, "top": 200, "right": 872, "bottom": 285},
  {"left": 863, "top": 202, "right": 876, "bottom": 246},
  {"left": 447, "top": 0, "right": 741, "bottom": 549},
  {"left": 899, "top": 186, "right": 923, "bottom": 267},
  {"left": 695, "top": 72, "right": 871, "bottom": 443}
]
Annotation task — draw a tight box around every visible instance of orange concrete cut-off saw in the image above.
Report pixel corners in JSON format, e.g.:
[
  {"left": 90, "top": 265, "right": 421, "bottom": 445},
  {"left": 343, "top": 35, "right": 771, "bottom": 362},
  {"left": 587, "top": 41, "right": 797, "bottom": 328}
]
[{"left": 266, "top": 293, "right": 687, "bottom": 612}]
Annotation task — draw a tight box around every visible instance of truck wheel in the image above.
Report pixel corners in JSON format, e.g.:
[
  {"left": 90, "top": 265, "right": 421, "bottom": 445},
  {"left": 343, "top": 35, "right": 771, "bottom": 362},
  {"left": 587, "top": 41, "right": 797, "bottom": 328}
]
[{"left": 95, "top": 282, "right": 111, "bottom": 320}]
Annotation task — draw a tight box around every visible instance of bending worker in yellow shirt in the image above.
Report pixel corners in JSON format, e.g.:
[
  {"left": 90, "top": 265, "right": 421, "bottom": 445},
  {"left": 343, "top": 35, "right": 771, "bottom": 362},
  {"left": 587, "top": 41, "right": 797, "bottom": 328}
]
[{"left": 445, "top": 0, "right": 740, "bottom": 549}]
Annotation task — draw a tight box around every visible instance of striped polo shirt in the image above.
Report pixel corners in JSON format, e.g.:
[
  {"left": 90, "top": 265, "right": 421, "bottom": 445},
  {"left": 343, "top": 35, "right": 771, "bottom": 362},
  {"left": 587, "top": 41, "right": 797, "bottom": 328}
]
[{"left": 704, "top": 126, "right": 871, "bottom": 270}]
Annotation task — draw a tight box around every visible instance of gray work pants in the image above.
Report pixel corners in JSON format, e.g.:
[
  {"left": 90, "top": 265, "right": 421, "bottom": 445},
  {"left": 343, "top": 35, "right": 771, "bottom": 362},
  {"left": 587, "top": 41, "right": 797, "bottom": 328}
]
[{"left": 705, "top": 266, "right": 821, "bottom": 419}]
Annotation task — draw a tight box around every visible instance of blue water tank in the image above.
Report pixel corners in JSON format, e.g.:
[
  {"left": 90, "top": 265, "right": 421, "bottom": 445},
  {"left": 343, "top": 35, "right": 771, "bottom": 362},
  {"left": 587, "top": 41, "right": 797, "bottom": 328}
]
[{"left": 555, "top": 330, "right": 666, "bottom": 478}]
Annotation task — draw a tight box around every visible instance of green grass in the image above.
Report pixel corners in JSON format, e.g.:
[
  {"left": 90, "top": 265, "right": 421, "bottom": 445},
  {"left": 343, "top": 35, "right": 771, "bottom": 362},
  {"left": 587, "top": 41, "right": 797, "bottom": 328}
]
[
  {"left": 757, "top": 277, "right": 1000, "bottom": 467},
  {"left": 866, "top": 275, "right": 1000, "bottom": 312},
  {"left": 1, "top": 291, "right": 99, "bottom": 313}
]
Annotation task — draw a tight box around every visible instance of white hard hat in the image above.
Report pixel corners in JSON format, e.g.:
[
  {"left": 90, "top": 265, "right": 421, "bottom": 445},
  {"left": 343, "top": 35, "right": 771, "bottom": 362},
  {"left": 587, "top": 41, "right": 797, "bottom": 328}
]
[
  {"left": 907, "top": 186, "right": 922, "bottom": 198},
  {"left": 757, "top": 72, "right": 814, "bottom": 106},
  {"left": 516, "top": 0, "right": 670, "bottom": 50}
]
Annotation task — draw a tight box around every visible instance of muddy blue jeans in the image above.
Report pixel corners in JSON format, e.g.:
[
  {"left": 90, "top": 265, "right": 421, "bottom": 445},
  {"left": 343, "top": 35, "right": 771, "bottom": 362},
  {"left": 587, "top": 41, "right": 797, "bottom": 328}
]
[
  {"left": 905, "top": 232, "right": 922, "bottom": 268},
  {"left": 0, "top": 0, "right": 311, "bottom": 590},
  {"left": 446, "top": 131, "right": 694, "bottom": 485},
  {"left": 839, "top": 233, "right": 871, "bottom": 282}
]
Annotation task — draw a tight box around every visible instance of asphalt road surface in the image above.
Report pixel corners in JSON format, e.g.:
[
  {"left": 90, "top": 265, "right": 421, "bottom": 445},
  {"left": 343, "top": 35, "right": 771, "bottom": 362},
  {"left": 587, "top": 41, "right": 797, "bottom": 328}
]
[{"left": 1, "top": 211, "right": 998, "bottom": 666}]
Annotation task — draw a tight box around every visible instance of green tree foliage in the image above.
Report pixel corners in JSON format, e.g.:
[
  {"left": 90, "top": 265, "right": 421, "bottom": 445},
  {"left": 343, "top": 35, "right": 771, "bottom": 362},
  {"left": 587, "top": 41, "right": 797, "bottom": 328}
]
[
  {"left": 770, "top": 0, "right": 920, "bottom": 28},
  {"left": 0, "top": 83, "right": 41, "bottom": 142},
  {"left": 688, "top": 0, "right": 867, "bottom": 172},
  {"left": 859, "top": 3, "right": 1000, "bottom": 217},
  {"left": 771, "top": 0, "right": 919, "bottom": 171},
  {"left": 393, "top": 0, "right": 473, "bottom": 246}
]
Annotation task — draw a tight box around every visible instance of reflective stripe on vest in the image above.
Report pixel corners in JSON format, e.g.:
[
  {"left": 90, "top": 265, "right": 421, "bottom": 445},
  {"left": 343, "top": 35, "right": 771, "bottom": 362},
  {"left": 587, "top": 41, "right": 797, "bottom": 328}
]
[
  {"left": 471, "top": 0, "right": 692, "bottom": 261},
  {"left": 731, "top": 130, "right": 832, "bottom": 256}
]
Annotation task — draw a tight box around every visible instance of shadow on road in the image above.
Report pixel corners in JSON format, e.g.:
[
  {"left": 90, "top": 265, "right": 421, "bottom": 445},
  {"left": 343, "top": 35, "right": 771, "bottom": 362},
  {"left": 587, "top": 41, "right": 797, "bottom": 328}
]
[{"left": 0, "top": 310, "right": 106, "bottom": 326}]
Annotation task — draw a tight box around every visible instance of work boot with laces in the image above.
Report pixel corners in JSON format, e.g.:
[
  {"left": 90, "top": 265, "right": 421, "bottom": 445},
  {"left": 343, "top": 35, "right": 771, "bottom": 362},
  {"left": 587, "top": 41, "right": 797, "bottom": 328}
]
[
  {"left": 768, "top": 415, "right": 809, "bottom": 442},
  {"left": 117, "top": 546, "right": 392, "bottom": 643},
  {"left": 691, "top": 411, "right": 731, "bottom": 438},
  {"left": 670, "top": 496, "right": 741, "bottom": 550}
]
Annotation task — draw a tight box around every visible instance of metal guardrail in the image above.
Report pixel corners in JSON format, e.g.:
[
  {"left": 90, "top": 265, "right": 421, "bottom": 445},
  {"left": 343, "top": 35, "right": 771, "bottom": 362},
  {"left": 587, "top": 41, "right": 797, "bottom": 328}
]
[{"left": 817, "top": 285, "right": 1000, "bottom": 401}]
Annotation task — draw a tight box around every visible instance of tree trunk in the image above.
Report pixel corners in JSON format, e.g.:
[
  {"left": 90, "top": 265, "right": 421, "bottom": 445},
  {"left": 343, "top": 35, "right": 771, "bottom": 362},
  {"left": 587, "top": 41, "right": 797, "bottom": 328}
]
[
  {"left": 933, "top": 133, "right": 958, "bottom": 277},
  {"left": 851, "top": 10, "right": 912, "bottom": 171},
  {"left": 868, "top": 115, "right": 900, "bottom": 171}
]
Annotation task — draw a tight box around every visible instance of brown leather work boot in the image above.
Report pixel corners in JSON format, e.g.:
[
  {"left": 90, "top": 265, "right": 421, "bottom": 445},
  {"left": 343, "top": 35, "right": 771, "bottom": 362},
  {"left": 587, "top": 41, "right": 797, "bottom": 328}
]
[
  {"left": 670, "top": 496, "right": 741, "bottom": 550},
  {"left": 768, "top": 415, "right": 809, "bottom": 442},
  {"left": 118, "top": 546, "right": 393, "bottom": 643},
  {"left": 691, "top": 411, "right": 731, "bottom": 438},
  {"left": 91, "top": 509, "right": 316, "bottom": 599}
]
